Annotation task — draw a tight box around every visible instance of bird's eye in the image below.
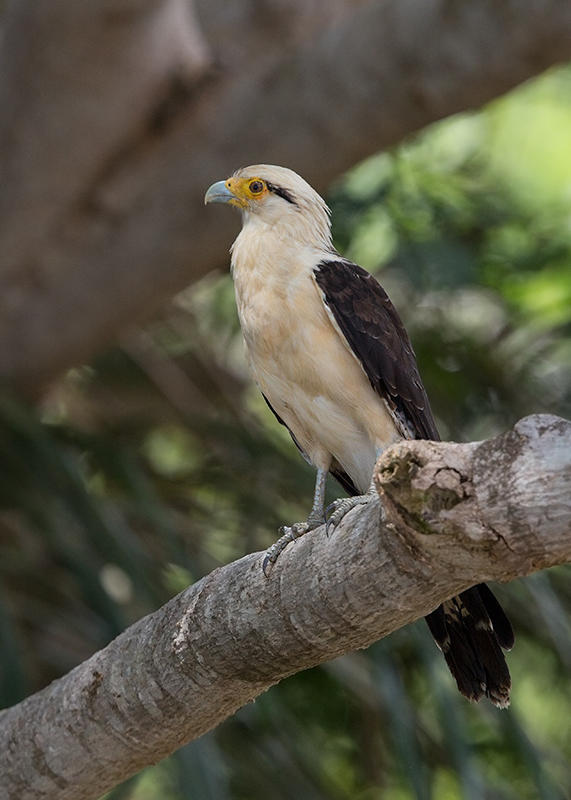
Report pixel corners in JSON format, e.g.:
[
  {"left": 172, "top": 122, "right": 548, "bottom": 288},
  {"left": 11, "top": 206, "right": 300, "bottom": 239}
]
[{"left": 249, "top": 180, "right": 264, "bottom": 194}]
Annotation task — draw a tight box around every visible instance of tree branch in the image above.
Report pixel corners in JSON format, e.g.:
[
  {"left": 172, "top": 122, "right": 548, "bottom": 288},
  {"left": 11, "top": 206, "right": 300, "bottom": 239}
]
[
  {"left": 0, "top": 0, "right": 212, "bottom": 272},
  {"left": 1, "top": 0, "right": 571, "bottom": 391},
  {"left": 0, "top": 414, "right": 569, "bottom": 799}
]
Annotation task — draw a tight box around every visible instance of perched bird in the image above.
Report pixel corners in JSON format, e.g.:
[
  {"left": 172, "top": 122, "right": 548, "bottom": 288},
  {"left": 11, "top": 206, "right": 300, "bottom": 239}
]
[{"left": 205, "top": 164, "right": 514, "bottom": 707}]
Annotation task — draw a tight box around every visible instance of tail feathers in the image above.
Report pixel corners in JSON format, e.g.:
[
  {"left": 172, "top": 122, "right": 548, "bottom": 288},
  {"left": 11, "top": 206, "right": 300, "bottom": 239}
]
[
  {"left": 426, "top": 585, "right": 512, "bottom": 708},
  {"left": 476, "top": 582, "right": 514, "bottom": 651}
]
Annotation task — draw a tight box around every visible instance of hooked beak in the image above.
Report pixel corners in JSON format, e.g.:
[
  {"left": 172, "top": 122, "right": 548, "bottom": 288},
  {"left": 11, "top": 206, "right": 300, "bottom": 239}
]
[{"left": 204, "top": 180, "right": 236, "bottom": 205}]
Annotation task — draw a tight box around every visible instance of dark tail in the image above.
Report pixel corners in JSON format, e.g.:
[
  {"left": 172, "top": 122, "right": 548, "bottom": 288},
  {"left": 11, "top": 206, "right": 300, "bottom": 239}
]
[
  {"left": 425, "top": 583, "right": 514, "bottom": 708},
  {"left": 330, "top": 469, "right": 515, "bottom": 706}
]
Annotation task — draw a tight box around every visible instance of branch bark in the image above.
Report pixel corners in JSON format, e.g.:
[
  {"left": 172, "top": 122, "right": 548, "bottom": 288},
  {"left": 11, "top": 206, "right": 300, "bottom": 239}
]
[
  {"left": 1, "top": 0, "right": 571, "bottom": 391},
  {"left": 0, "top": 414, "right": 569, "bottom": 800},
  {"left": 0, "top": 0, "right": 212, "bottom": 272}
]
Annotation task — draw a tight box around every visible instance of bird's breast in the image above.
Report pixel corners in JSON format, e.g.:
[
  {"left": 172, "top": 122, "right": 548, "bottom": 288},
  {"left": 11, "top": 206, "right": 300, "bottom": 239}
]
[
  {"left": 233, "top": 258, "right": 330, "bottom": 389},
  {"left": 231, "top": 250, "right": 400, "bottom": 490}
]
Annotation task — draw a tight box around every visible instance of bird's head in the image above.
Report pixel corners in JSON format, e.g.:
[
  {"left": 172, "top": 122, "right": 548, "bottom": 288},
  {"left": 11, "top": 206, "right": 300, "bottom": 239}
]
[{"left": 204, "top": 165, "right": 331, "bottom": 247}]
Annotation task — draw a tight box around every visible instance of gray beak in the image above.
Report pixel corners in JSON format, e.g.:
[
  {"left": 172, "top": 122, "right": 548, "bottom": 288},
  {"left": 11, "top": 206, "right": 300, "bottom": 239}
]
[{"left": 204, "top": 180, "right": 236, "bottom": 205}]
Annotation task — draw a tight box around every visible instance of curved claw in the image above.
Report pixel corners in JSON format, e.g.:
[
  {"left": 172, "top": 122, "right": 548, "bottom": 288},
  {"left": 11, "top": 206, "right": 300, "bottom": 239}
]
[{"left": 325, "top": 499, "right": 343, "bottom": 537}]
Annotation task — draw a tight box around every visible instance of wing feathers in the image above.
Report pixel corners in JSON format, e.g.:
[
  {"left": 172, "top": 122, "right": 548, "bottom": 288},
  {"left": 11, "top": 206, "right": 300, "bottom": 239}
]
[
  {"left": 313, "top": 259, "right": 439, "bottom": 441},
  {"left": 313, "top": 258, "right": 512, "bottom": 706}
]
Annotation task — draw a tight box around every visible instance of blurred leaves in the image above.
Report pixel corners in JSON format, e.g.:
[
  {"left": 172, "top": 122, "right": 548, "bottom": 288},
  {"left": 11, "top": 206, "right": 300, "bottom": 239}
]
[{"left": 1, "top": 67, "right": 571, "bottom": 799}]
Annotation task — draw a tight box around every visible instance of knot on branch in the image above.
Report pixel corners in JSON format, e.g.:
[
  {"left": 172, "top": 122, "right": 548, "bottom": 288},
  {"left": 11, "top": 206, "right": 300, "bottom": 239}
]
[{"left": 374, "top": 440, "right": 472, "bottom": 536}]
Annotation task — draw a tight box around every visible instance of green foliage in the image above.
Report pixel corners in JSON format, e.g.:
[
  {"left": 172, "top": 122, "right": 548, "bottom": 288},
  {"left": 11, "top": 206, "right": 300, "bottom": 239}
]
[{"left": 1, "top": 67, "right": 570, "bottom": 799}]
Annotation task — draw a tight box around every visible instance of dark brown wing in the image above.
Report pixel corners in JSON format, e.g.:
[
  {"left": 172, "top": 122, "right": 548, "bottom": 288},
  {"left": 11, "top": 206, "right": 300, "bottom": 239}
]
[
  {"left": 314, "top": 259, "right": 513, "bottom": 706},
  {"left": 314, "top": 259, "right": 439, "bottom": 441}
]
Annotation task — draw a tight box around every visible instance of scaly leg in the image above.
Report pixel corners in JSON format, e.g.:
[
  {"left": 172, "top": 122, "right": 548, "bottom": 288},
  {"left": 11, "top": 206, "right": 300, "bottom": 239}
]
[{"left": 263, "top": 468, "right": 327, "bottom": 577}]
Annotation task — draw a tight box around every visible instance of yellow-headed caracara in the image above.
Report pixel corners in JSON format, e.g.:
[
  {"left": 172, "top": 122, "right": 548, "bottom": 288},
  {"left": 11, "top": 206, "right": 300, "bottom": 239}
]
[{"left": 205, "top": 165, "right": 514, "bottom": 707}]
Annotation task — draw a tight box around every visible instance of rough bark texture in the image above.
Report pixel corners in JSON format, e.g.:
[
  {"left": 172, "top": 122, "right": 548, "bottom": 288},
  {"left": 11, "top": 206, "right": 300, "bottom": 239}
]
[
  {"left": 1, "top": 0, "right": 571, "bottom": 392},
  {"left": 0, "top": 414, "right": 569, "bottom": 800}
]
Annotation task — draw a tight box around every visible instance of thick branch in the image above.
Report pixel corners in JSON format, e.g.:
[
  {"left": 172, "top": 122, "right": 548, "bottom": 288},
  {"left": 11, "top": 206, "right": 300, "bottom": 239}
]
[
  {"left": 0, "top": 414, "right": 569, "bottom": 799},
  {"left": 0, "top": 0, "right": 356, "bottom": 284},
  {"left": 1, "top": 0, "right": 571, "bottom": 391},
  {"left": 0, "top": 0, "right": 211, "bottom": 272}
]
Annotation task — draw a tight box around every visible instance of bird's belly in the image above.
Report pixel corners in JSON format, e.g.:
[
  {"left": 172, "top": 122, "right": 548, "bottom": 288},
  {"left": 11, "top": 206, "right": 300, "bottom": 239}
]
[{"left": 241, "top": 294, "right": 400, "bottom": 493}]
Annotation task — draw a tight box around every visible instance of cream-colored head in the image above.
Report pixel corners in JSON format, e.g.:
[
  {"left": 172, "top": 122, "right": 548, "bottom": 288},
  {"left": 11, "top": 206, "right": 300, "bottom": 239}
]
[{"left": 204, "top": 164, "right": 332, "bottom": 248}]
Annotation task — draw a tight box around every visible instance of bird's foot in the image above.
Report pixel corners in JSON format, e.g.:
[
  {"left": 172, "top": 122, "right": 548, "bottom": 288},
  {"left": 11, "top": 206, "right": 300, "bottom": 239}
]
[
  {"left": 325, "top": 488, "right": 377, "bottom": 536},
  {"left": 262, "top": 513, "right": 323, "bottom": 577}
]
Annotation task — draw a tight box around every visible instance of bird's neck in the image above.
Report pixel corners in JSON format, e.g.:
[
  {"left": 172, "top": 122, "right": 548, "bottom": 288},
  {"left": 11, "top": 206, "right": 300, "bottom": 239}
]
[
  {"left": 231, "top": 215, "right": 331, "bottom": 294},
  {"left": 234, "top": 210, "right": 331, "bottom": 253},
  {"left": 229, "top": 222, "right": 326, "bottom": 341}
]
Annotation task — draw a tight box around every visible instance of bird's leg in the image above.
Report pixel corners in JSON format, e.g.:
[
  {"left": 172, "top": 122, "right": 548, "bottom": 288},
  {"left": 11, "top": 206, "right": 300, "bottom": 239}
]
[
  {"left": 262, "top": 468, "right": 327, "bottom": 577},
  {"left": 325, "top": 450, "right": 382, "bottom": 535}
]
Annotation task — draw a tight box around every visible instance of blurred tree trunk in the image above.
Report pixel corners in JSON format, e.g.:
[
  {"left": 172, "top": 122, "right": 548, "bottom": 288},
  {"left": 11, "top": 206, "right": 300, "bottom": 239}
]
[
  {"left": 0, "top": 414, "right": 569, "bottom": 800},
  {"left": 0, "top": 0, "right": 571, "bottom": 393}
]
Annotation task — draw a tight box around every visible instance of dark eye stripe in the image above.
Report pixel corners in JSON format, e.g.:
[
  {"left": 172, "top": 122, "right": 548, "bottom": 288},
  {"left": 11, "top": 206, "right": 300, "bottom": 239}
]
[{"left": 266, "top": 181, "right": 297, "bottom": 206}]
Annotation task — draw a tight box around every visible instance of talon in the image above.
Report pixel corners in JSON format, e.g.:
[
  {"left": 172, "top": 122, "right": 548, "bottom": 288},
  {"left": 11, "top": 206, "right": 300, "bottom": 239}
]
[
  {"left": 326, "top": 512, "right": 343, "bottom": 537},
  {"left": 262, "top": 554, "right": 274, "bottom": 578},
  {"left": 325, "top": 500, "right": 342, "bottom": 536},
  {"left": 325, "top": 500, "right": 339, "bottom": 520}
]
